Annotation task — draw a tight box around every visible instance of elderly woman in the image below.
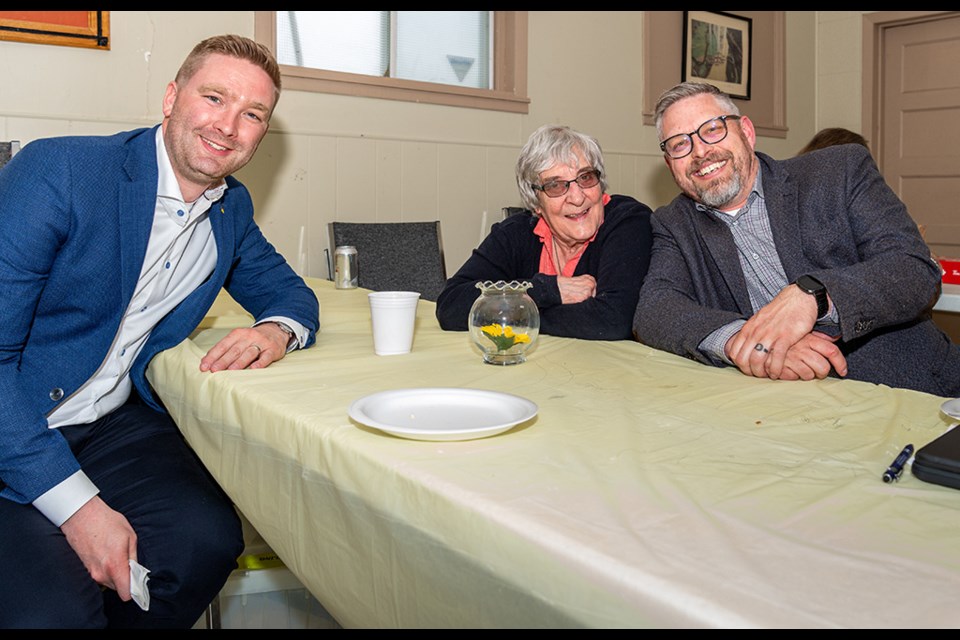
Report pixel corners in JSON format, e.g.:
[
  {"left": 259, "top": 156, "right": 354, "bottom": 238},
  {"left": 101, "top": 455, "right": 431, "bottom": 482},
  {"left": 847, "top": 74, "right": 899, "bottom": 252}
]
[{"left": 435, "top": 124, "right": 653, "bottom": 340}]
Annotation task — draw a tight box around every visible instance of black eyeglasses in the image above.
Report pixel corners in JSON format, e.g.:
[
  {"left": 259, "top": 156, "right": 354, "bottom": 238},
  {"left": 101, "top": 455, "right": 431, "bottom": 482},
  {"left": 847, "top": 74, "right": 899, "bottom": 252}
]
[
  {"left": 659, "top": 115, "right": 741, "bottom": 159},
  {"left": 532, "top": 169, "right": 601, "bottom": 198}
]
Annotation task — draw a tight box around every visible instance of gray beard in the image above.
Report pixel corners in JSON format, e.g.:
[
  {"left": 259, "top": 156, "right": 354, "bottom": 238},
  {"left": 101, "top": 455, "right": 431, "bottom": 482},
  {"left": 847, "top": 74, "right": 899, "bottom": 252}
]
[{"left": 696, "top": 172, "right": 742, "bottom": 210}]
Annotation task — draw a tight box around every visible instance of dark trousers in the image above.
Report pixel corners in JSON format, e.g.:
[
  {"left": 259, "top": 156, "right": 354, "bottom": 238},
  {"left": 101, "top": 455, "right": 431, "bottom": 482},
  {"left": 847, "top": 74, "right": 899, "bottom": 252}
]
[{"left": 0, "top": 401, "right": 243, "bottom": 628}]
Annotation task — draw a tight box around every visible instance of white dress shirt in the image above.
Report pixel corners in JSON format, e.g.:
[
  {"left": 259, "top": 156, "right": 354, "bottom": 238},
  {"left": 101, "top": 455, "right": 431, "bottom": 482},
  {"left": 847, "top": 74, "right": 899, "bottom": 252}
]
[{"left": 35, "top": 127, "right": 304, "bottom": 526}]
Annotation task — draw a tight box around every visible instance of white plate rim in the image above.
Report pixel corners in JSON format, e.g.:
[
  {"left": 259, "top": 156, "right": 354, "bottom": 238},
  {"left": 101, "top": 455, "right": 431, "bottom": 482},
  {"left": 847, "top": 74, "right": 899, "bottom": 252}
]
[
  {"left": 941, "top": 398, "right": 960, "bottom": 420},
  {"left": 348, "top": 387, "right": 538, "bottom": 441}
]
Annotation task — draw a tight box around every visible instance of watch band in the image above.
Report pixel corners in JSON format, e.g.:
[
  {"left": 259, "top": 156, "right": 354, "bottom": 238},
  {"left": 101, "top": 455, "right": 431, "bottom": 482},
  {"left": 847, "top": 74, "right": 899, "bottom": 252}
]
[
  {"left": 273, "top": 321, "right": 297, "bottom": 348},
  {"left": 795, "top": 275, "right": 829, "bottom": 319}
]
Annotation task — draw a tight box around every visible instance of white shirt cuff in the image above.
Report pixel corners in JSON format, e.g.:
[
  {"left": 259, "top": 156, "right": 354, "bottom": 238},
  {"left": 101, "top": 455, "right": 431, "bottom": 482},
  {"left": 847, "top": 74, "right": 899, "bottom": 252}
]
[
  {"left": 32, "top": 470, "right": 99, "bottom": 527},
  {"left": 699, "top": 319, "right": 747, "bottom": 366},
  {"left": 255, "top": 316, "right": 309, "bottom": 352}
]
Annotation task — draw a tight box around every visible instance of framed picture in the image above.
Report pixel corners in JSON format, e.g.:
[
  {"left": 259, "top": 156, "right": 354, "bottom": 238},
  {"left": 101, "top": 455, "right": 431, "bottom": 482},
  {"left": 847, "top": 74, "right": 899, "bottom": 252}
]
[
  {"left": 0, "top": 11, "right": 109, "bottom": 50},
  {"left": 682, "top": 11, "right": 751, "bottom": 100}
]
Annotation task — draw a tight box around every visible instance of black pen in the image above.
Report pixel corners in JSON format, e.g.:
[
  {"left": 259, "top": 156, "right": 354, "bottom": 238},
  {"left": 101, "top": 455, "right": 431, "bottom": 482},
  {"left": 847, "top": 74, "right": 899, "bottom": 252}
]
[{"left": 882, "top": 443, "right": 914, "bottom": 483}]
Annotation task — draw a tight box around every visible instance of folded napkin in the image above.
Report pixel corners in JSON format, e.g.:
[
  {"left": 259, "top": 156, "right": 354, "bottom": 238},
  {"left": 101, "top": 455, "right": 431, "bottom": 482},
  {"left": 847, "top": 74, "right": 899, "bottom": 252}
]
[{"left": 129, "top": 559, "right": 151, "bottom": 611}]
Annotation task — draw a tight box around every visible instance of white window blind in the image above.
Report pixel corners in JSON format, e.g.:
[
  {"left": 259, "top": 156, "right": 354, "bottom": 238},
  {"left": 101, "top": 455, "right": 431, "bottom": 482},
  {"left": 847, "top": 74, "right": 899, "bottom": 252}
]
[{"left": 277, "top": 11, "right": 491, "bottom": 90}]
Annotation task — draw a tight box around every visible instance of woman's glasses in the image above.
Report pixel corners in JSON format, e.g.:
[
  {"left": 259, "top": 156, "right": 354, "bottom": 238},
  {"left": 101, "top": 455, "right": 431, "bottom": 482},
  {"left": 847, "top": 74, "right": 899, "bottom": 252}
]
[{"left": 533, "top": 169, "right": 601, "bottom": 198}]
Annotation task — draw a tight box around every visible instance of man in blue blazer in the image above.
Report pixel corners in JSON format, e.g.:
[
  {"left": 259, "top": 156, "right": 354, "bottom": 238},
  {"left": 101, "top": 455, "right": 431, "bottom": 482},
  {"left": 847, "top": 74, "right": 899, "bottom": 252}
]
[
  {"left": 0, "top": 36, "right": 319, "bottom": 627},
  {"left": 633, "top": 82, "right": 960, "bottom": 397}
]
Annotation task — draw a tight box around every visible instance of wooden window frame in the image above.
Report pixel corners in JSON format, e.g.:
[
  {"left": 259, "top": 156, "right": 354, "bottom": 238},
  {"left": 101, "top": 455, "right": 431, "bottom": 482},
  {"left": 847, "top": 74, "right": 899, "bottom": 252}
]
[{"left": 254, "top": 11, "right": 529, "bottom": 114}]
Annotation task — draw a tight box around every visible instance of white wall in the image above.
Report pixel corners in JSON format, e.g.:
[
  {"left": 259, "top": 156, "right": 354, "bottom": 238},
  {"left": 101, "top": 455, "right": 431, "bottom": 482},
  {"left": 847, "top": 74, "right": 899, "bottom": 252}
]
[{"left": 0, "top": 11, "right": 825, "bottom": 279}]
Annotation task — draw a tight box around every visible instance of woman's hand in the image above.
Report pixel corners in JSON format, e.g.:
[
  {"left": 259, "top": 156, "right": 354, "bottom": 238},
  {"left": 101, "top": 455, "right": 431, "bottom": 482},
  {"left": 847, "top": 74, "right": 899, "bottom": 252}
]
[{"left": 556, "top": 274, "right": 596, "bottom": 304}]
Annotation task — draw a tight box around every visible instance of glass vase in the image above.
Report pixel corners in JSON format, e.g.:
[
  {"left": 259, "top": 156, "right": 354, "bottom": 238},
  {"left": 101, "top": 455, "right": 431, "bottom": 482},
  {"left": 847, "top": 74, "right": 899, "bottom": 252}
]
[{"left": 468, "top": 280, "right": 540, "bottom": 365}]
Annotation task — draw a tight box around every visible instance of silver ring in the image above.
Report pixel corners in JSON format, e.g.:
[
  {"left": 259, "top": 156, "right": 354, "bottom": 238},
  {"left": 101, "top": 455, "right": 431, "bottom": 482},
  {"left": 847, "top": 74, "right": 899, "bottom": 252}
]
[
  {"left": 755, "top": 343, "right": 769, "bottom": 354},
  {"left": 250, "top": 344, "right": 262, "bottom": 355}
]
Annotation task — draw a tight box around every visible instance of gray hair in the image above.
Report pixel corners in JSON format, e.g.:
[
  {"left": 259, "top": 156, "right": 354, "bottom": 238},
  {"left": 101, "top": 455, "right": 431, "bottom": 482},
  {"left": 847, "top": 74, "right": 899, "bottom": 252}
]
[
  {"left": 654, "top": 82, "right": 740, "bottom": 140},
  {"left": 515, "top": 124, "right": 608, "bottom": 212}
]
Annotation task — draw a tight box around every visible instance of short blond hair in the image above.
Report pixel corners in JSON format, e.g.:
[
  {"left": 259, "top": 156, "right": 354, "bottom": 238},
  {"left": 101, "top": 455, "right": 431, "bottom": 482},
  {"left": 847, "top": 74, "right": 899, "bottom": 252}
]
[{"left": 176, "top": 34, "right": 281, "bottom": 96}]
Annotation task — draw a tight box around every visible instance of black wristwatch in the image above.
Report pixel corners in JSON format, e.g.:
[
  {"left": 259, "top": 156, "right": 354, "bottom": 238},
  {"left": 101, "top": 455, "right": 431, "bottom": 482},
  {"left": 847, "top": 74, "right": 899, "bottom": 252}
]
[{"left": 794, "top": 275, "right": 829, "bottom": 319}]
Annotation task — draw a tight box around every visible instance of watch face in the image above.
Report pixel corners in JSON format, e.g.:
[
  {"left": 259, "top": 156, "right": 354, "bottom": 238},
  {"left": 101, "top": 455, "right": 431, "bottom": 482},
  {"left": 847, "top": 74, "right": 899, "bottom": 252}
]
[{"left": 797, "top": 275, "right": 824, "bottom": 293}]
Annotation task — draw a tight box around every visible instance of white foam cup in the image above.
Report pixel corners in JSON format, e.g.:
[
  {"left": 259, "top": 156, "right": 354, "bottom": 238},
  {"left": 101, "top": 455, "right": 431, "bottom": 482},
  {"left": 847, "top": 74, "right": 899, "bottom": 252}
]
[{"left": 368, "top": 291, "right": 420, "bottom": 355}]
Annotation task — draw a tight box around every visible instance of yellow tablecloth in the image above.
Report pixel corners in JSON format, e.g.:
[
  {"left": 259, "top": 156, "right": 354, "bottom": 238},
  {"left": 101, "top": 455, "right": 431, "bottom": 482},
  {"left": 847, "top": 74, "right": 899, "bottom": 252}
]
[{"left": 147, "top": 278, "right": 960, "bottom": 628}]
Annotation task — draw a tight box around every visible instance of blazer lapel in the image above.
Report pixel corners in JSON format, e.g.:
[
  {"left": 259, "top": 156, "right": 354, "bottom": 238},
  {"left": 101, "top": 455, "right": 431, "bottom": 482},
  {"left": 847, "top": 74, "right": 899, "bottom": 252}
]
[
  {"left": 758, "top": 153, "right": 806, "bottom": 282},
  {"left": 118, "top": 129, "right": 160, "bottom": 303},
  {"left": 693, "top": 207, "right": 754, "bottom": 314},
  {"left": 208, "top": 197, "right": 235, "bottom": 285}
]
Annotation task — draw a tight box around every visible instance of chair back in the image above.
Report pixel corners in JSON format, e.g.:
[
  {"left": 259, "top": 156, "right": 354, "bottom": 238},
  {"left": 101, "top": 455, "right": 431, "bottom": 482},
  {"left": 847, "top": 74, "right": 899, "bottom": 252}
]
[
  {"left": 0, "top": 140, "right": 20, "bottom": 170},
  {"left": 328, "top": 221, "right": 447, "bottom": 301}
]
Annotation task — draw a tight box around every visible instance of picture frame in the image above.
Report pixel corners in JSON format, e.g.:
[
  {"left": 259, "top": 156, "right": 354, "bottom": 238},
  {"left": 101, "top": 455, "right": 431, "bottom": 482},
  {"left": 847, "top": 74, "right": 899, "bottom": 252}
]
[
  {"left": 681, "top": 10, "right": 751, "bottom": 100},
  {"left": 0, "top": 11, "right": 109, "bottom": 50}
]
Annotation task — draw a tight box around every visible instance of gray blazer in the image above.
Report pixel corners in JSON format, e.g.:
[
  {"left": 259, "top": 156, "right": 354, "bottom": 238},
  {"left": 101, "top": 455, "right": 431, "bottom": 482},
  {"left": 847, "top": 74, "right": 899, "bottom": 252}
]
[{"left": 633, "top": 144, "right": 960, "bottom": 397}]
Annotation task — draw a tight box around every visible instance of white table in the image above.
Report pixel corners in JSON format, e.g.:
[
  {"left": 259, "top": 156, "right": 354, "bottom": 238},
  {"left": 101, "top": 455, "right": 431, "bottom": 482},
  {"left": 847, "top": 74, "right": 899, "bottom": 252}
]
[
  {"left": 148, "top": 279, "right": 960, "bottom": 628},
  {"left": 934, "top": 283, "right": 960, "bottom": 313}
]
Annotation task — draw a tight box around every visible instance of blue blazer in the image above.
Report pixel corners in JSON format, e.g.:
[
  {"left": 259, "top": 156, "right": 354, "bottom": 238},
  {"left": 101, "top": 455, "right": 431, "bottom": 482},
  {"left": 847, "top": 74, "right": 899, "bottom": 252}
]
[
  {"left": 0, "top": 126, "right": 319, "bottom": 504},
  {"left": 634, "top": 145, "right": 960, "bottom": 397}
]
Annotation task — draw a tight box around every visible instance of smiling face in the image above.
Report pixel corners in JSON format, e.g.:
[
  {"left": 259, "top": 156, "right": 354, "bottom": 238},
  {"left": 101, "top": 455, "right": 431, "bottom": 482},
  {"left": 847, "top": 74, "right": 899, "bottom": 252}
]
[
  {"left": 660, "top": 93, "right": 758, "bottom": 211},
  {"left": 534, "top": 149, "right": 605, "bottom": 251},
  {"left": 161, "top": 53, "right": 275, "bottom": 202}
]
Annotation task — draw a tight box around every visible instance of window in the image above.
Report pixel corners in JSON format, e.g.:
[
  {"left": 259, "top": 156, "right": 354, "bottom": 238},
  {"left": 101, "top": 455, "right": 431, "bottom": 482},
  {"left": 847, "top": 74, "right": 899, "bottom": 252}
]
[{"left": 255, "top": 11, "right": 528, "bottom": 113}]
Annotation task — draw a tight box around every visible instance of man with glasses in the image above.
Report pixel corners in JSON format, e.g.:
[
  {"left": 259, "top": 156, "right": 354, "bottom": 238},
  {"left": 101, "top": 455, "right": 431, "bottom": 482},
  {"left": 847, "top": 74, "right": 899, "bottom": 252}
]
[
  {"left": 633, "top": 81, "right": 960, "bottom": 396},
  {"left": 437, "top": 124, "right": 653, "bottom": 340}
]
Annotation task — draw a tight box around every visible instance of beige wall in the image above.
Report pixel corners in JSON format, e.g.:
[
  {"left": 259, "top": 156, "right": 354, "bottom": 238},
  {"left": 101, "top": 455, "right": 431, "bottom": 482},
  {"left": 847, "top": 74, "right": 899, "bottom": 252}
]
[
  {"left": 814, "top": 11, "right": 869, "bottom": 134},
  {"left": 0, "top": 11, "right": 839, "bottom": 279}
]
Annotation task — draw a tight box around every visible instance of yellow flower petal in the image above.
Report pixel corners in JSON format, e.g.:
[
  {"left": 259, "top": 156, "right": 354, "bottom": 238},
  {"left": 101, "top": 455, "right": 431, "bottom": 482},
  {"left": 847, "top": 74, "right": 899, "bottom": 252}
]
[{"left": 481, "top": 324, "right": 503, "bottom": 337}]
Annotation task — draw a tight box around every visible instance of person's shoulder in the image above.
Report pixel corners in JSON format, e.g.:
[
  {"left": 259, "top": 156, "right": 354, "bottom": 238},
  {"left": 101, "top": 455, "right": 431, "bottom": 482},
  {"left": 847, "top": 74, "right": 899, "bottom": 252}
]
[
  {"left": 652, "top": 191, "right": 695, "bottom": 220},
  {"left": 605, "top": 194, "right": 653, "bottom": 219},
  {"left": 780, "top": 143, "right": 871, "bottom": 173},
  {"left": 494, "top": 208, "right": 538, "bottom": 232},
  {"left": 19, "top": 128, "right": 154, "bottom": 163},
  {"left": 29, "top": 127, "right": 151, "bottom": 149}
]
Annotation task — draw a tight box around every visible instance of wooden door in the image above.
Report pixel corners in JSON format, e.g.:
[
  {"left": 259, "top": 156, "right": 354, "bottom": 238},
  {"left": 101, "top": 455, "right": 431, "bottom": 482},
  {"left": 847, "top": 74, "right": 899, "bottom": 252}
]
[
  {"left": 881, "top": 14, "right": 960, "bottom": 260},
  {"left": 880, "top": 14, "right": 960, "bottom": 341}
]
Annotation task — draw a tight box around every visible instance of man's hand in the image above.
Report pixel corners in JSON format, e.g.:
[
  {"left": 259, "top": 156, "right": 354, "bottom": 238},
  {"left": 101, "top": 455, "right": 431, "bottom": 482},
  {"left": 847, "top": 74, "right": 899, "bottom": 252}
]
[
  {"left": 556, "top": 274, "right": 596, "bottom": 304},
  {"left": 777, "top": 332, "right": 848, "bottom": 381},
  {"left": 60, "top": 496, "right": 137, "bottom": 601},
  {"left": 726, "top": 284, "right": 820, "bottom": 379},
  {"left": 200, "top": 322, "right": 290, "bottom": 372}
]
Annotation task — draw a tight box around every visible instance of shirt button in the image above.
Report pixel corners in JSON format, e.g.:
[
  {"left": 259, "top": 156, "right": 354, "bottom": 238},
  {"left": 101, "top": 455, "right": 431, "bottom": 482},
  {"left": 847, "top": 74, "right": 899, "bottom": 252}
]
[
  {"left": 165, "top": 261, "right": 171, "bottom": 269},
  {"left": 49, "top": 388, "right": 64, "bottom": 401},
  {"left": 177, "top": 209, "right": 185, "bottom": 217}
]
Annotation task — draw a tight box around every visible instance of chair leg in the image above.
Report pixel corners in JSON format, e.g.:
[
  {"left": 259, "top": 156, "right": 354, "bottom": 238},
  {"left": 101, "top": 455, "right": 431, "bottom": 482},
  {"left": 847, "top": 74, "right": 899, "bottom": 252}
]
[{"left": 205, "top": 593, "right": 223, "bottom": 629}]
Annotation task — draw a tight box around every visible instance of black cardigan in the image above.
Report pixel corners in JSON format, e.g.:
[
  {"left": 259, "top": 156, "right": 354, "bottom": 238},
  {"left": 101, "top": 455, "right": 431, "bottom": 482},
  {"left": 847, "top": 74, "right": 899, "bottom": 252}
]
[{"left": 435, "top": 195, "right": 653, "bottom": 340}]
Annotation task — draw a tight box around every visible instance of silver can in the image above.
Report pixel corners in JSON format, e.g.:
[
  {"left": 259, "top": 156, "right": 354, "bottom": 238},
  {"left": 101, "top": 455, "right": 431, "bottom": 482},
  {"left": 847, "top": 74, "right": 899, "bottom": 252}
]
[{"left": 334, "top": 245, "right": 358, "bottom": 289}]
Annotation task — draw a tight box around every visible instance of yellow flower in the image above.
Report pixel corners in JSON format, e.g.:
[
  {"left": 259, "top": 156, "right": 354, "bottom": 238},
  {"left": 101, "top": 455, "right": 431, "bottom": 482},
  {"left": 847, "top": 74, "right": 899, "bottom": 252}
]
[
  {"left": 481, "top": 323, "right": 504, "bottom": 337},
  {"left": 480, "top": 324, "right": 530, "bottom": 351}
]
